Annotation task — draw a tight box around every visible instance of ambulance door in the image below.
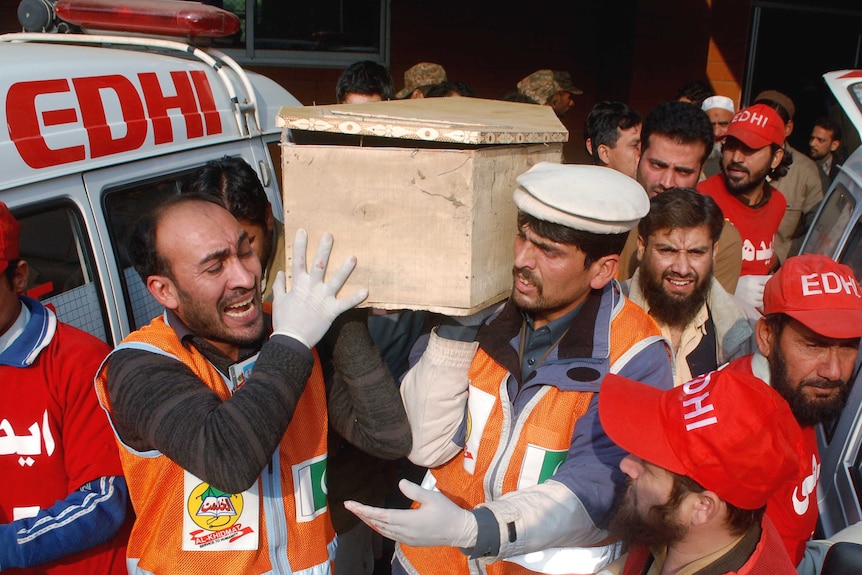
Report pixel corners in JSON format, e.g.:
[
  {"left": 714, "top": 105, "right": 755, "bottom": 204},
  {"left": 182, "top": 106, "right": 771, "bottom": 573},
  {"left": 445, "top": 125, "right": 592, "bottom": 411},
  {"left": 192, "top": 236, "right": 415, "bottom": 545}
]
[
  {"left": 84, "top": 139, "right": 279, "bottom": 344},
  {"left": 3, "top": 176, "right": 113, "bottom": 345}
]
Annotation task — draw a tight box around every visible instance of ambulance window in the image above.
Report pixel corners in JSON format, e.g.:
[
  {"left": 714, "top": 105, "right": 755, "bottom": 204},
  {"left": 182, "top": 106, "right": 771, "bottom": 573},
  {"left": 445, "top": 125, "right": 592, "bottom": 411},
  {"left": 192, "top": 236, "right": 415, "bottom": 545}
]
[
  {"left": 801, "top": 184, "right": 855, "bottom": 259},
  {"left": 103, "top": 171, "right": 194, "bottom": 331},
  {"left": 839, "top": 221, "right": 862, "bottom": 282},
  {"left": 14, "top": 203, "right": 109, "bottom": 344}
]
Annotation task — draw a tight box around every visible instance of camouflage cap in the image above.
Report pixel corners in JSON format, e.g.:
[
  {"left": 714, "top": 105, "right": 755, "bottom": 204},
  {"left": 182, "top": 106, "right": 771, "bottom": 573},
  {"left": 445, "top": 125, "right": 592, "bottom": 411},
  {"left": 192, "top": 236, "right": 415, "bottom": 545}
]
[
  {"left": 517, "top": 70, "right": 583, "bottom": 105},
  {"left": 396, "top": 62, "right": 447, "bottom": 99}
]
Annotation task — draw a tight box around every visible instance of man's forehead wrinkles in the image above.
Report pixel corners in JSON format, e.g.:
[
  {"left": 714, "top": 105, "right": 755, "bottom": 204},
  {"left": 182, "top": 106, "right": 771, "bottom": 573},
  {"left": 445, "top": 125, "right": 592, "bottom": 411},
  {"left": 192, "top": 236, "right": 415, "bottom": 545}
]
[{"left": 195, "top": 229, "right": 248, "bottom": 267}]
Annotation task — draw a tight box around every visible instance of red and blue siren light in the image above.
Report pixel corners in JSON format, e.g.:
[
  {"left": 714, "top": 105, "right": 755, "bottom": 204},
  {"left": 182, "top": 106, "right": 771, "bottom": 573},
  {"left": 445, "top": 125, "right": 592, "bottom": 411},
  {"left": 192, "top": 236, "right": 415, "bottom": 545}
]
[{"left": 55, "top": 0, "right": 241, "bottom": 38}]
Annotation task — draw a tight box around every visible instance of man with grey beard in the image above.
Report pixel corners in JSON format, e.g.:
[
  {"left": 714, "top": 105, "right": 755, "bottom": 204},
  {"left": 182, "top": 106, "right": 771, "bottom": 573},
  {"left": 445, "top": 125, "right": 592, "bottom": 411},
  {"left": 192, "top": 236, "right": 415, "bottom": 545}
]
[
  {"left": 623, "top": 188, "right": 757, "bottom": 386},
  {"left": 724, "top": 254, "right": 862, "bottom": 568}
]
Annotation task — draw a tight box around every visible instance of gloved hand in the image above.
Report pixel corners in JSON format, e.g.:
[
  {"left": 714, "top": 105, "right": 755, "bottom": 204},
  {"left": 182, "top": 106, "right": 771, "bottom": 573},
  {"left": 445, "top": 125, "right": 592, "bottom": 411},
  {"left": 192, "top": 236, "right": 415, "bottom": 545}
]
[
  {"left": 344, "top": 479, "right": 478, "bottom": 548},
  {"left": 271, "top": 229, "right": 369, "bottom": 349},
  {"left": 734, "top": 274, "right": 770, "bottom": 310}
]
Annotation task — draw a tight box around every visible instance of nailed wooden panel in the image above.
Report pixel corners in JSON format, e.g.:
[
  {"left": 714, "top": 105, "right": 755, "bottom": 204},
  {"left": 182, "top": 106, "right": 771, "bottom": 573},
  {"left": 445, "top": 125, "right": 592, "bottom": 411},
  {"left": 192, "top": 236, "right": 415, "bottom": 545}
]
[
  {"left": 277, "top": 97, "right": 569, "bottom": 145},
  {"left": 281, "top": 143, "right": 563, "bottom": 315}
]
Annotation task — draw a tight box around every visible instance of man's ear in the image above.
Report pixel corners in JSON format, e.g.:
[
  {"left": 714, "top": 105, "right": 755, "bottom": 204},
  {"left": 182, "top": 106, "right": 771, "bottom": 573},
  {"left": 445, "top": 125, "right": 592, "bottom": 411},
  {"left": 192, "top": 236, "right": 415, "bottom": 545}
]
[
  {"left": 830, "top": 139, "right": 841, "bottom": 153},
  {"left": 688, "top": 490, "right": 724, "bottom": 527},
  {"left": 265, "top": 203, "right": 275, "bottom": 231},
  {"left": 147, "top": 275, "right": 179, "bottom": 310},
  {"left": 770, "top": 147, "right": 785, "bottom": 170},
  {"left": 11, "top": 260, "right": 29, "bottom": 294},
  {"left": 585, "top": 138, "right": 594, "bottom": 156},
  {"left": 636, "top": 235, "right": 646, "bottom": 262},
  {"left": 597, "top": 144, "right": 612, "bottom": 166},
  {"left": 755, "top": 317, "right": 774, "bottom": 357},
  {"left": 589, "top": 254, "right": 619, "bottom": 289},
  {"left": 784, "top": 119, "right": 794, "bottom": 138}
]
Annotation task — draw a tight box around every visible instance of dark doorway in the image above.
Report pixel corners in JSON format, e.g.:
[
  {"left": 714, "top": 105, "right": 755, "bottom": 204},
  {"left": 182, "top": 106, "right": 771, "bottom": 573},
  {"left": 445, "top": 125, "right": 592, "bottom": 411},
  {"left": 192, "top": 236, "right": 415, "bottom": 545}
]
[{"left": 744, "top": 2, "right": 862, "bottom": 151}]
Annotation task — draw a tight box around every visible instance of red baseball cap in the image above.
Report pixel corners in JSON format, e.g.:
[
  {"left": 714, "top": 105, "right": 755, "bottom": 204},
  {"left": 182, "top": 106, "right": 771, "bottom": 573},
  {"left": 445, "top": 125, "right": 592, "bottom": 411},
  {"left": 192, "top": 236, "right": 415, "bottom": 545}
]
[
  {"left": 725, "top": 103, "right": 785, "bottom": 149},
  {"left": 599, "top": 369, "right": 802, "bottom": 510},
  {"left": 763, "top": 254, "right": 862, "bottom": 339},
  {"left": 0, "top": 202, "right": 20, "bottom": 275}
]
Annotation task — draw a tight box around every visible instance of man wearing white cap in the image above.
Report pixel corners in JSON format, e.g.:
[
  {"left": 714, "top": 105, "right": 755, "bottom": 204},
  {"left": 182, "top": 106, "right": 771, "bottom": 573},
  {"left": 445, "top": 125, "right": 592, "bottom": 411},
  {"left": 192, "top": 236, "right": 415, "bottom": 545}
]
[
  {"left": 701, "top": 95, "right": 735, "bottom": 178},
  {"left": 346, "top": 163, "right": 674, "bottom": 575}
]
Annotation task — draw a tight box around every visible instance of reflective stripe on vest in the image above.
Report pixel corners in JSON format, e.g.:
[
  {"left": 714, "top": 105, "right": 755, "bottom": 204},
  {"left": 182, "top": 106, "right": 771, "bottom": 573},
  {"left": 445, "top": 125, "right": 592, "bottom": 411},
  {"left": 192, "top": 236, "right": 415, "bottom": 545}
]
[
  {"left": 397, "top": 297, "right": 663, "bottom": 575},
  {"left": 95, "top": 315, "right": 335, "bottom": 574}
]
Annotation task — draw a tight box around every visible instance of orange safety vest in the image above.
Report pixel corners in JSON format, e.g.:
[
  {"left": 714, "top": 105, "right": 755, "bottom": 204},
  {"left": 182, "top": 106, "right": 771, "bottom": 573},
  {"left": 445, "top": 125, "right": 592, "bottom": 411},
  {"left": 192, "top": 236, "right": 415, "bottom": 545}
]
[
  {"left": 95, "top": 315, "right": 335, "bottom": 575},
  {"left": 398, "top": 297, "right": 663, "bottom": 575}
]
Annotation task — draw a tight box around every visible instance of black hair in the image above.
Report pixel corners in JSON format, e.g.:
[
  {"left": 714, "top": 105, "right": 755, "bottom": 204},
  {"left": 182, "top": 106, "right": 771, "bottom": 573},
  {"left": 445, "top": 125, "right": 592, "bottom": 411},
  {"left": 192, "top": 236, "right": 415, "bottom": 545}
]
[
  {"left": 128, "top": 193, "right": 223, "bottom": 282},
  {"left": 641, "top": 101, "right": 714, "bottom": 164},
  {"left": 181, "top": 156, "right": 269, "bottom": 228},
  {"left": 424, "top": 81, "right": 476, "bottom": 98},
  {"left": 517, "top": 211, "right": 629, "bottom": 267},
  {"left": 813, "top": 117, "right": 843, "bottom": 142},
  {"left": 638, "top": 188, "right": 724, "bottom": 244},
  {"left": 335, "top": 60, "right": 395, "bottom": 103},
  {"left": 754, "top": 97, "right": 792, "bottom": 124},
  {"left": 583, "top": 101, "right": 642, "bottom": 165},
  {"left": 673, "top": 80, "right": 715, "bottom": 107},
  {"left": 499, "top": 91, "right": 538, "bottom": 104}
]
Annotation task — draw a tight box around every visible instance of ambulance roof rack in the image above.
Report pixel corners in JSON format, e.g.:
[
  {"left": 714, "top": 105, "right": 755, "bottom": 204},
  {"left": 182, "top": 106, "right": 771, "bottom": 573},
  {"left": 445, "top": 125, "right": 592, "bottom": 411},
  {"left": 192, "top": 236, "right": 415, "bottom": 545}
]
[{"left": 8, "top": 0, "right": 262, "bottom": 136}]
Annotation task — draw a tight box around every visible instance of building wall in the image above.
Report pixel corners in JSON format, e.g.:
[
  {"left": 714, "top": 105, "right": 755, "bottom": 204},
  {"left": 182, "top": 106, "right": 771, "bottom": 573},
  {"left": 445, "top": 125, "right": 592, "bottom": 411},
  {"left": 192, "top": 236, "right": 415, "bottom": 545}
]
[{"left": 12, "top": 0, "right": 846, "bottom": 163}]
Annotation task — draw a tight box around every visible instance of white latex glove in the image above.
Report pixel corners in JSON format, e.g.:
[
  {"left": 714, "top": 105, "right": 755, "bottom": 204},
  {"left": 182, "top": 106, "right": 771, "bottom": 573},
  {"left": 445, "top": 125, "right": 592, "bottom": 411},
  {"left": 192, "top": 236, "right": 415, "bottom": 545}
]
[
  {"left": 344, "top": 479, "right": 478, "bottom": 548},
  {"left": 734, "top": 274, "right": 770, "bottom": 310},
  {"left": 271, "top": 229, "right": 368, "bottom": 348}
]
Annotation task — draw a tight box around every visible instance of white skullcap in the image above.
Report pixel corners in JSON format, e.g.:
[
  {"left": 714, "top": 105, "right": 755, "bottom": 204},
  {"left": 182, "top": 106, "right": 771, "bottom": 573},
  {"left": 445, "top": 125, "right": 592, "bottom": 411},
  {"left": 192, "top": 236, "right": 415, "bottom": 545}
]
[
  {"left": 701, "top": 95, "right": 735, "bottom": 114},
  {"left": 513, "top": 163, "right": 649, "bottom": 234}
]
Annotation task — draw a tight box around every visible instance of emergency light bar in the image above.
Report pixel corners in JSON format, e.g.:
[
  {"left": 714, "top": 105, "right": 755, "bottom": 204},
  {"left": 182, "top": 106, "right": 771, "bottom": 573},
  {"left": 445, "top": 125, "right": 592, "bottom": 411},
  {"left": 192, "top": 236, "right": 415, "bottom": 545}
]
[{"left": 54, "top": 0, "right": 240, "bottom": 38}]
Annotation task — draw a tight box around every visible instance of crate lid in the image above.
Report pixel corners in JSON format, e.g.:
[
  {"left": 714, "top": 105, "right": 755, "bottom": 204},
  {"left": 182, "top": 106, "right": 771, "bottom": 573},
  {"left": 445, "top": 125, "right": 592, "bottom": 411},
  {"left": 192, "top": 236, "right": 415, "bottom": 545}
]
[{"left": 277, "top": 97, "right": 569, "bottom": 145}]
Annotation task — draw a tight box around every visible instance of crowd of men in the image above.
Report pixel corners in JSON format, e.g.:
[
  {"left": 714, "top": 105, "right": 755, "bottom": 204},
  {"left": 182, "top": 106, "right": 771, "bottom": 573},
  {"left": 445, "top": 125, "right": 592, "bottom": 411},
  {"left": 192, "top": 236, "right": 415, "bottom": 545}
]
[{"left": 2, "top": 59, "right": 860, "bottom": 575}]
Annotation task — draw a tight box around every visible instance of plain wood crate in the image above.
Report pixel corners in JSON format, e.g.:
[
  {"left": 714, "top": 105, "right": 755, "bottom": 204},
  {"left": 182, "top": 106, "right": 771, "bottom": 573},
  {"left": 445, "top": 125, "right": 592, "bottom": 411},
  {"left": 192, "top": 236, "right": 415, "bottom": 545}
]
[{"left": 277, "top": 98, "right": 567, "bottom": 315}]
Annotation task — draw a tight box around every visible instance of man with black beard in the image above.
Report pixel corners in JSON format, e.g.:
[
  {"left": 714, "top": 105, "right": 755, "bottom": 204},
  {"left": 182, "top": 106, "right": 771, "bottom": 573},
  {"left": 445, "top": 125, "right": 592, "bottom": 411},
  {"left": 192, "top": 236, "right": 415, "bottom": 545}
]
[
  {"left": 724, "top": 254, "right": 862, "bottom": 567},
  {"left": 623, "top": 188, "right": 757, "bottom": 385},
  {"left": 95, "top": 195, "right": 411, "bottom": 574},
  {"left": 345, "top": 164, "right": 673, "bottom": 575},
  {"left": 699, "top": 103, "right": 789, "bottom": 310},
  {"left": 596, "top": 368, "right": 802, "bottom": 574}
]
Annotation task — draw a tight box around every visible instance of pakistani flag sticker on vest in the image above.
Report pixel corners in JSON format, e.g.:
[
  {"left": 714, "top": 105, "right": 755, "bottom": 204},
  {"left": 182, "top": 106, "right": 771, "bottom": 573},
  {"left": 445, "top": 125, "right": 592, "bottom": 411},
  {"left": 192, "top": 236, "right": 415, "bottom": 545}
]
[
  {"left": 517, "top": 445, "right": 567, "bottom": 489},
  {"left": 292, "top": 454, "right": 328, "bottom": 522},
  {"left": 183, "top": 470, "right": 260, "bottom": 550}
]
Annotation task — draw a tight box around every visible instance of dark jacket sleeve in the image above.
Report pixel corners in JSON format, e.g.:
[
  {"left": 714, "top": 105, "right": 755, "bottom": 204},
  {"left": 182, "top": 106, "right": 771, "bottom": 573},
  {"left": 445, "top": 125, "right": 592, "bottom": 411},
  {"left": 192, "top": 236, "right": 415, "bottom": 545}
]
[
  {"left": 105, "top": 335, "right": 313, "bottom": 493},
  {"left": 0, "top": 476, "right": 127, "bottom": 570},
  {"left": 318, "top": 310, "right": 412, "bottom": 460}
]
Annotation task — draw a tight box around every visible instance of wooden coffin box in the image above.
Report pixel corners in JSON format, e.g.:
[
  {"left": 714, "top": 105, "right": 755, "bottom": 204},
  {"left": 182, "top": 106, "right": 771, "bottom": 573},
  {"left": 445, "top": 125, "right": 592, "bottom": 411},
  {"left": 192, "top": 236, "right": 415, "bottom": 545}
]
[{"left": 276, "top": 97, "right": 568, "bottom": 315}]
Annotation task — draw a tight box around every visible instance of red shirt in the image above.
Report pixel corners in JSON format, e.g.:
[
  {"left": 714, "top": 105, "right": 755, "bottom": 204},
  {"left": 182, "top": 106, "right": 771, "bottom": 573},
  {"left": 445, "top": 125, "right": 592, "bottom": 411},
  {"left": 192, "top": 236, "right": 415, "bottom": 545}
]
[
  {"left": 699, "top": 175, "right": 787, "bottom": 276},
  {"left": 1, "top": 309, "right": 127, "bottom": 574},
  {"left": 725, "top": 355, "right": 818, "bottom": 566}
]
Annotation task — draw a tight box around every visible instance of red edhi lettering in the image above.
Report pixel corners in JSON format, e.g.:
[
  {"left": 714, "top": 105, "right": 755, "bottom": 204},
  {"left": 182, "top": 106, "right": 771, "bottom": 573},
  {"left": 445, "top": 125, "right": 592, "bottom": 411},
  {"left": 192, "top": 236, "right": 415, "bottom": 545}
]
[{"left": 7, "top": 71, "right": 223, "bottom": 169}]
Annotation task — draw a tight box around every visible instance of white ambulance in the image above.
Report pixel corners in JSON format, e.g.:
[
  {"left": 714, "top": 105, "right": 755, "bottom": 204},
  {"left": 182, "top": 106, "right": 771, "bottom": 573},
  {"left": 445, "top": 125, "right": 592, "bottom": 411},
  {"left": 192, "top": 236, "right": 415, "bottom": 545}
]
[{"left": 1, "top": 0, "right": 300, "bottom": 345}]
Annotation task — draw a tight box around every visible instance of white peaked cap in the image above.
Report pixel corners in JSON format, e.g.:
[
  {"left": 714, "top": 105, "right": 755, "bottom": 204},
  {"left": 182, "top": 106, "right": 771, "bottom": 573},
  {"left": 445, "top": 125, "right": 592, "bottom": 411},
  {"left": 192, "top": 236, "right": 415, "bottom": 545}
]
[{"left": 513, "top": 163, "right": 649, "bottom": 234}]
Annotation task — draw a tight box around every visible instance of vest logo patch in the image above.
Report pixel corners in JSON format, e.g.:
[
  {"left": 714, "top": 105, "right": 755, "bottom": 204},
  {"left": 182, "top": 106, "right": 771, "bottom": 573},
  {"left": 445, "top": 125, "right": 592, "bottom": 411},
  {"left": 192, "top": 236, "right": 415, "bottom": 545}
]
[
  {"left": 292, "top": 454, "right": 328, "bottom": 522},
  {"left": 183, "top": 471, "right": 259, "bottom": 551},
  {"left": 464, "top": 384, "right": 496, "bottom": 475},
  {"left": 517, "top": 445, "right": 567, "bottom": 490}
]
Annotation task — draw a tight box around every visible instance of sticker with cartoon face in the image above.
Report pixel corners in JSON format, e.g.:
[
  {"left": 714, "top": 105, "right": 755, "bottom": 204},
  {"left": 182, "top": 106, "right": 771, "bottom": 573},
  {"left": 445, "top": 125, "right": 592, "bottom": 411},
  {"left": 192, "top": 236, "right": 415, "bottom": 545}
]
[{"left": 182, "top": 470, "right": 259, "bottom": 551}]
